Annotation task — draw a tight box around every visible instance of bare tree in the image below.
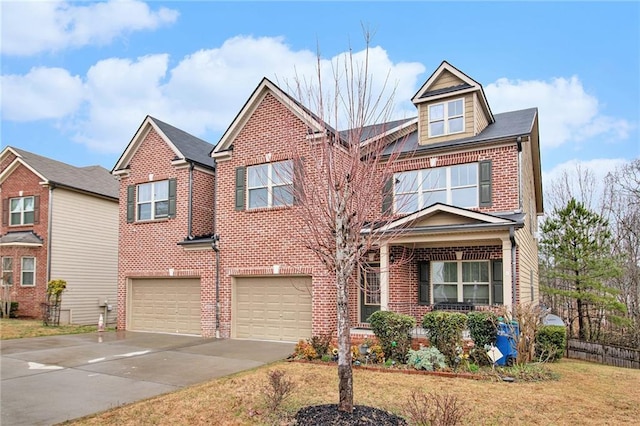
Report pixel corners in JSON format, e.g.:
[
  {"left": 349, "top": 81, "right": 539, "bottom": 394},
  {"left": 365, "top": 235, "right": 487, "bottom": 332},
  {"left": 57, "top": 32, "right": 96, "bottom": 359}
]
[{"left": 282, "top": 36, "right": 412, "bottom": 412}]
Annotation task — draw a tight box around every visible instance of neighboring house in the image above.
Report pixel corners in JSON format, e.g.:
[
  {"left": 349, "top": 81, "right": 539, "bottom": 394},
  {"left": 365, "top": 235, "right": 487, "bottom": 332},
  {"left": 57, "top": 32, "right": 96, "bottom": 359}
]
[
  {"left": 115, "top": 61, "right": 542, "bottom": 341},
  {"left": 112, "top": 116, "right": 217, "bottom": 335},
  {"left": 0, "top": 146, "right": 119, "bottom": 324}
]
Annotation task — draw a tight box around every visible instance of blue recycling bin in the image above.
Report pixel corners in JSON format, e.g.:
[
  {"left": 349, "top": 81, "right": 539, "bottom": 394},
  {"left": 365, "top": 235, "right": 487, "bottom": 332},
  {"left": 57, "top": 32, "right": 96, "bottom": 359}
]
[{"left": 495, "top": 321, "right": 519, "bottom": 366}]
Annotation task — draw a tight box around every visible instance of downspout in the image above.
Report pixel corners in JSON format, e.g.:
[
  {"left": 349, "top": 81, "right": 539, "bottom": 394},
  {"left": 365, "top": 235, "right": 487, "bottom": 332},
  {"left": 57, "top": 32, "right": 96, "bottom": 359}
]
[
  {"left": 510, "top": 226, "right": 517, "bottom": 306},
  {"left": 46, "top": 184, "right": 55, "bottom": 283},
  {"left": 516, "top": 136, "right": 523, "bottom": 211},
  {"left": 187, "top": 162, "right": 194, "bottom": 239},
  {"left": 212, "top": 159, "right": 220, "bottom": 338}
]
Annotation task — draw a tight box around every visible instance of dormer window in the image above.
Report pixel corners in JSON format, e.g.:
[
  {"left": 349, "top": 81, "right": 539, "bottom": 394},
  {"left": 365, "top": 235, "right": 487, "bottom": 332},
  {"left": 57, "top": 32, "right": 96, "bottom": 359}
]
[{"left": 429, "top": 98, "right": 464, "bottom": 137}]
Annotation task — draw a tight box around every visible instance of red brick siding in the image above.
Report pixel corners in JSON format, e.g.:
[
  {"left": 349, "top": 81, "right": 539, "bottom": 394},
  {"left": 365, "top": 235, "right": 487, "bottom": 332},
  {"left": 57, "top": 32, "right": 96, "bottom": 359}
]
[
  {"left": 0, "top": 163, "right": 49, "bottom": 318},
  {"left": 116, "top": 127, "right": 216, "bottom": 336}
]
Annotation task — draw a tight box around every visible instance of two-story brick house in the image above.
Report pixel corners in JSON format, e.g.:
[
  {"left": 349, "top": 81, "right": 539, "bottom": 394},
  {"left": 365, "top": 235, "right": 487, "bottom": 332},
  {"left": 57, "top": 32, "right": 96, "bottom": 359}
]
[
  {"left": 115, "top": 61, "right": 542, "bottom": 340},
  {"left": 0, "top": 146, "right": 119, "bottom": 324}
]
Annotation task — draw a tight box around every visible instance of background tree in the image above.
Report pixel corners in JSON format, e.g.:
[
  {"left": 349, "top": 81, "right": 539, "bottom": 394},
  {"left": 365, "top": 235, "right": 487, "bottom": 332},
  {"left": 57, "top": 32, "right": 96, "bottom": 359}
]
[
  {"left": 285, "top": 36, "right": 410, "bottom": 412},
  {"left": 540, "top": 198, "right": 625, "bottom": 340}
]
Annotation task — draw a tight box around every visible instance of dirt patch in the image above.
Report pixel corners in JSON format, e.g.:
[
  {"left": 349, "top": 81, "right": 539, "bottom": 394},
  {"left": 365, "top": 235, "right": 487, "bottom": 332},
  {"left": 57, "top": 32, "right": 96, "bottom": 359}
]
[{"left": 294, "top": 404, "right": 407, "bottom": 425}]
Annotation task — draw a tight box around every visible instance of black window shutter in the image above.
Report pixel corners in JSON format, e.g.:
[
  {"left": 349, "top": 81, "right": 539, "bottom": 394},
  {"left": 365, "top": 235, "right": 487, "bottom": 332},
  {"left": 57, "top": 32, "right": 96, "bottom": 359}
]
[
  {"left": 418, "top": 261, "right": 430, "bottom": 305},
  {"left": 168, "top": 178, "right": 177, "bottom": 218},
  {"left": 235, "top": 166, "right": 246, "bottom": 211},
  {"left": 126, "top": 185, "right": 135, "bottom": 223},
  {"left": 293, "top": 158, "right": 304, "bottom": 205},
  {"left": 33, "top": 196, "right": 40, "bottom": 225},
  {"left": 2, "top": 198, "right": 8, "bottom": 226},
  {"left": 479, "top": 160, "right": 492, "bottom": 207},
  {"left": 492, "top": 260, "right": 503, "bottom": 305},
  {"left": 382, "top": 177, "right": 393, "bottom": 215}
]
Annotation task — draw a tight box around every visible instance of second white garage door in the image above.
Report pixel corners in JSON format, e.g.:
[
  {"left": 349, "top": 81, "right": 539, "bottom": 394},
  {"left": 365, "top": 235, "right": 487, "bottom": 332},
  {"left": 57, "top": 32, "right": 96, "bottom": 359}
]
[
  {"left": 234, "top": 276, "right": 312, "bottom": 341},
  {"left": 129, "top": 278, "right": 201, "bottom": 335}
]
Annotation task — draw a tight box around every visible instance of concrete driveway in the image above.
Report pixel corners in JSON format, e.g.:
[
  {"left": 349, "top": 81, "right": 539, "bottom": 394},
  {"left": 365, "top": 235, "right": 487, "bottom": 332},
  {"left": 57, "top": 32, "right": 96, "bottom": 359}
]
[{"left": 0, "top": 331, "right": 295, "bottom": 426}]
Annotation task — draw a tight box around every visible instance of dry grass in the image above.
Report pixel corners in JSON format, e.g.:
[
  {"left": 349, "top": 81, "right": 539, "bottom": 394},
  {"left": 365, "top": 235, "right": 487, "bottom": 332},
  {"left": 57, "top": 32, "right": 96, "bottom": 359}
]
[
  {"left": 0, "top": 318, "right": 102, "bottom": 340},
  {"left": 67, "top": 359, "right": 640, "bottom": 426}
]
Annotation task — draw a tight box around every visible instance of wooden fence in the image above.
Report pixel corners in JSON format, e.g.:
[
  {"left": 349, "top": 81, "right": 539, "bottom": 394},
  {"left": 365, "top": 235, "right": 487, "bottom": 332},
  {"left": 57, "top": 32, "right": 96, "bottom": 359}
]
[{"left": 567, "top": 339, "right": 640, "bottom": 369}]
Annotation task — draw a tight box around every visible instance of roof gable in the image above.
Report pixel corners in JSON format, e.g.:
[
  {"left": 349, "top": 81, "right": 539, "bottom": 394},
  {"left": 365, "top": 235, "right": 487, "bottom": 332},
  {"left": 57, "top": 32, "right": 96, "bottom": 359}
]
[
  {"left": 113, "top": 116, "right": 215, "bottom": 173},
  {"left": 0, "top": 146, "right": 119, "bottom": 199},
  {"left": 212, "top": 78, "right": 329, "bottom": 158}
]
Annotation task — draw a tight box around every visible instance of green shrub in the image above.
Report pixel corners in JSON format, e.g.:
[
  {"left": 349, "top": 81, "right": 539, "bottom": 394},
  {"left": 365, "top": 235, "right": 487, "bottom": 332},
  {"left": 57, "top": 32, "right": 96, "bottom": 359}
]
[
  {"left": 407, "top": 347, "right": 447, "bottom": 371},
  {"left": 467, "top": 311, "right": 498, "bottom": 348},
  {"left": 1, "top": 301, "right": 18, "bottom": 318},
  {"left": 368, "top": 310, "right": 416, "bottom": 362},
  {"left": 535, "top": 325, "right": 566, "bottom": 362},
  {"left": 422, "top": 311, "right": 467, "bottom": 365}
]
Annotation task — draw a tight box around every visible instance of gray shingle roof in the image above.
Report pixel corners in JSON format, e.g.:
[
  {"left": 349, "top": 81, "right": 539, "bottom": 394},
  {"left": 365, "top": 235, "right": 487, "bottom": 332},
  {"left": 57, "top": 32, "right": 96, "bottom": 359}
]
[
  {"left": 0, "top": 231, "right": 44, "bottom": 245},
  {"left": 383, "top": 107, "right": 538, "bottom": 156},
  {"left": 419, "top": 83, "right": 473, "bottom": 99},
  {"left": 150, "top": 117, "right": 215, "bottom": 169},
  {"left": 10, "top": 147, "right": 119, "bottom": 199},
  {"left": 340, "top": 118, "right": 415, "bottom": 143}
]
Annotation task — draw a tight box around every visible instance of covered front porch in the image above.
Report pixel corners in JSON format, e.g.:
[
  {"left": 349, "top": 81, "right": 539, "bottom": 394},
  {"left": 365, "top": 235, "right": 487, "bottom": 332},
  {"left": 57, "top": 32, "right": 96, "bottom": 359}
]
[{"left": 355, "top": 204, "right": 523, "bottom": 329}]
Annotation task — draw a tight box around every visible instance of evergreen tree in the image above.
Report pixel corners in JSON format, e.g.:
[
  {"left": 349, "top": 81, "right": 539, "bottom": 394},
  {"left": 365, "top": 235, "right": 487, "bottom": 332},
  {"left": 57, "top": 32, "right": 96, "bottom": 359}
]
[{"left": 540, "top": 198, "right": 625, "bottom": 340}]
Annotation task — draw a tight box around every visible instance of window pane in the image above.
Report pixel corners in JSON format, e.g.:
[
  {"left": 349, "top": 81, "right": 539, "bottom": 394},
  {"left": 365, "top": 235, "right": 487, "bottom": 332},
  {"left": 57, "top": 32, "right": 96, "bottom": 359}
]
[
  {"left": 272, "top": 161, "right": 293, "bottom": 185},
  {"left": 138, "top": 203, "right": 151, "bottom": 220},
  {"left": 462, "top": 262, "right": 489, "bottom": 283},
  {"left": 10, "top": 212, "right": 21, "bottom": 225},
  {"left": 272, "top": 185, "right": 293, "bottom": 206},
  {"left": 443, "top": 262, "right": 457, "bottom": 282},
  {"left": 155, "top": 200, "right": 169, "bottom": 217},
  {"left": 248, "top": 164, "right": 268, "bottom": 188},
  {"left": 10, "top": 199, "right": 21, "bottom": 213},
  {"left": 23, "top": 211, "right": 35, "bottom": 224},
  {"left": 365, "top": 271, "right": 380, "bottom": 305},
  {"left": 434, "top": 284, "right": 457, "bottom": 303},
  {"left": 448, "top": 99, "right": 463, "bottom": 116},
  {"left": 451, "top": 187, "right": 477, "bottom": 207},
  {"left": 248, "top": 188, "right": 268, "bottom": 208},
  {"left": 396, "top": 171, "right": 418, "bottom": 193},
  {"left": 2, "top": 258, "right": 11, "bottom": 269},
  {"left": 423, "top": 189, "right": 447, "bottom": 206},
  {"left": 137, "top": 184, "right": 151, "bottom": 202},
  {"left": 463, "top": 284, "right": 489, "bottom": 304},
  {"left": 22, "top": 257, "right": 34, "bottom": 270},
  {"left": 23, "top": 197, "right": 34, "bottom": 211},
  {"left": 395, "top": 193, "right": 418, "bottom": 213},
  {"left": 22, "top": 272, "right": 34, "bottom": 286},
  {"left": 451, "top": 164, "right": 477, "bottom": 187},
  {"left": 422, "top": 168, "right": 446, "bottom": 190},
  {"left": 429, "top": 104, "right": 444, "bottom": 121},
  {"left": 449, "top": 117, "right": 463, "bottom": 133},
  {"left": 430, "top": 122, "right": 444, "bottom": 136},
  {"left": 154, "top": 181, "right": 168, "bottom": 200}
]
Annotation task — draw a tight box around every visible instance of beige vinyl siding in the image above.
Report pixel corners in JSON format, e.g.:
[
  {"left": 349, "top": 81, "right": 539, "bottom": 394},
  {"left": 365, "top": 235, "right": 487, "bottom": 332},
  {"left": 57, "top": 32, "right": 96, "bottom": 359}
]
[
  {"left": 49, "top": 189, "right": 118, "bottom": 324},
  {"left": 429, "top": 70, "right": 465, "bottom": 91},
  {"left": 418, "top": 93, "right": 477, "bottom": 145},
  {"left": 474, "top": 93, "right": 490, "bottom": 135}
]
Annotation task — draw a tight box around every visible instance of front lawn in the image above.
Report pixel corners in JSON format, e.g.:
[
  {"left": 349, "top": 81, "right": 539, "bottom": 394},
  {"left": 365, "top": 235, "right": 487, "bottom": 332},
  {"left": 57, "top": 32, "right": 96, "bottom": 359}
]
[
  {"left": 0, "top": 318, "right": 102, "bottom": 340},
  {"left": 66, "top": 358, "right": 640, "bottom": 425}
]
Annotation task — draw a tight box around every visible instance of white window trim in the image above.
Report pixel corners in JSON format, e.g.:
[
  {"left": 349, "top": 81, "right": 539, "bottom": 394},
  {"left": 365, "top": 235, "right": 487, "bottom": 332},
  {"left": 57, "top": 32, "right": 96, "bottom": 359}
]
[
  {"left": 9, "top": 196, "right": 35, "bottom": 226},
  {"left": 247, "top": 160, "right": 293, "bottom": 209},
  {"left": 1, "top": 257, "right": 13, "bottom": 287},
  {"left": 428, "top": 98, "right": 465, "bottom": 138},
  {"left": 20, "top": 257, "right": 36, "bottom": 287},
  {"left": 431, "top": 260, "right": 490, "bottom": 304},
  {"left": 393, "top": 163, "right": 478, "bottom": 213},
  {"left": 136, "top": 180, "right": 169, "bottom": 221}
]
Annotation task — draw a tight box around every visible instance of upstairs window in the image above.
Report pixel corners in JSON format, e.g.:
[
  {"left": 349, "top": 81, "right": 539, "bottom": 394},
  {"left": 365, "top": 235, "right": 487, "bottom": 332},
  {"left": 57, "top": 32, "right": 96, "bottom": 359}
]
[
  {"left": 246, "top": 160, "right": 293, "bottom": 209},
  {"left": 126, "top": 179, "right": 176, "bottom": 223},
  {"left": 429, "top": 98, "right": 464, "bottom": 137},
  {"left": 394, "top": 163, "right": 479, "bottom": 213},
  {"left": 10, "top": 196, "right": 35, "bottom": 226}
]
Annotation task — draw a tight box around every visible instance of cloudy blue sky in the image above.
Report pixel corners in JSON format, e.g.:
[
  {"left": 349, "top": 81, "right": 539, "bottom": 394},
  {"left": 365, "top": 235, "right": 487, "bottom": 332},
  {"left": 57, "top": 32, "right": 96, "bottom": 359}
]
[{"left": 1, "top": 1, "right": 638, "bottom": 194}]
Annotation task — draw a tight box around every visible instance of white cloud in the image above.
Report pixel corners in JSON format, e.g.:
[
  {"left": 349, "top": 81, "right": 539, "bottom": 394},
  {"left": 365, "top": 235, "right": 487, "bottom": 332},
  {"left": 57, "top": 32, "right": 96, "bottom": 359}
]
[
  {"left": 0, "top": 67, "right": 84, "bottom": 121},
  {"left": 1, "top": 0, "right": 178, "bottom": 56},
  {"left": 485, "top": 76, "right": 632, "bottom": 149},
  {"left": 1, "top": 36, "right": 425, "bottom": 154}
]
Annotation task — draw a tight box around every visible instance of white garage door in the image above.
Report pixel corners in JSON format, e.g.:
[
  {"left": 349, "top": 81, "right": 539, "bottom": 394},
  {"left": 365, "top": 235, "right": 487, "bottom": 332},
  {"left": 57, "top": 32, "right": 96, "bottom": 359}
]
[
  {"left": 234, "top": 276, "right": 312, "bottom": 341},
  {"left": 129, "top": 278, "right": 201, "bottom": 335}
]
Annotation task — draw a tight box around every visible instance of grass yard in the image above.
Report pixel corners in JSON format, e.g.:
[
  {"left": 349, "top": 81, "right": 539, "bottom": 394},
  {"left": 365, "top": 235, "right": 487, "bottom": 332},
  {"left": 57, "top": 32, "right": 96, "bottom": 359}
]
[
  {"left": 0, "top": 318, "right": 102, "bottom": 339},
  {"left": 67, "top": 358, "right": 640, "bottom": 425}
]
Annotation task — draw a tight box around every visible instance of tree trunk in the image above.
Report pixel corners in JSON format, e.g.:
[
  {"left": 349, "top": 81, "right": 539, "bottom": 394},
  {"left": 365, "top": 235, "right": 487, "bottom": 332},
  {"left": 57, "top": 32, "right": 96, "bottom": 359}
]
[
  {"left": 337, "top": 280, "right": 353, "bottom": 412},
  {"left": 577, "top": 298, "right": 586, "bottom": 340}
]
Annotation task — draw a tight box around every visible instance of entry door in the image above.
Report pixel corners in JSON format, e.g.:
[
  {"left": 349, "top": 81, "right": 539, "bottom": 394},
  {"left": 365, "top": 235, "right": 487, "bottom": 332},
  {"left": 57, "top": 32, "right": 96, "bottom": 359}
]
[{"left": 360, "top": 266, "right": 380, "bottom": 323}]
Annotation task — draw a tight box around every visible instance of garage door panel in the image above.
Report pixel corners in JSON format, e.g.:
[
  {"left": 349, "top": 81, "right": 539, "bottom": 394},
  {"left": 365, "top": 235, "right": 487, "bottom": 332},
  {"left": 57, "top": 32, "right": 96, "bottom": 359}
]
[
  {"left": 234, "top": 276, "right": 312, "bottom": 342},
  {"left": 130, "top": 278, "right": 201, "bottom": 335}
]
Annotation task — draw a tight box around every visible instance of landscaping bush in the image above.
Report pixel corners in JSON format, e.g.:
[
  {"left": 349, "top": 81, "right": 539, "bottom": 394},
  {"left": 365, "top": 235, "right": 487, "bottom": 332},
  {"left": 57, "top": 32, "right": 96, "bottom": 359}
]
[
  {"left": 308, "top": 332, "right": 333, "bottom": 357},
  {"left": 403, "top": 392, "right": 467, "bottom": 426},
  {"left": 368, "top": 310, "right": 416, "bottom": 362},
  {"left": 0, "top": 301, "right": 18, "bottom": 318},
  {"left": 535, "top": 325, "right": 567, "bottom": 362},
  {"left": 293, "top": 339, "right": 317, "bottom": 360},
  {"left": 467, "top": 311, "right": 498, "bottom": 348},
  {"left": 422, "top": 311, "right": 467, "bottom": 365},
  {"left": 407, "top": 347, "right": 447, "bottom": 371}
]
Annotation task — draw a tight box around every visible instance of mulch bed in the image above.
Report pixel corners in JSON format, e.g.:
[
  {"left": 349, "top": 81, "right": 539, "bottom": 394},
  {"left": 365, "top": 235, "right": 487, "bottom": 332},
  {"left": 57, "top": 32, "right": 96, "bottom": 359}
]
[{"left": 293, "top": 404, "right": 407, "bottom": 425}]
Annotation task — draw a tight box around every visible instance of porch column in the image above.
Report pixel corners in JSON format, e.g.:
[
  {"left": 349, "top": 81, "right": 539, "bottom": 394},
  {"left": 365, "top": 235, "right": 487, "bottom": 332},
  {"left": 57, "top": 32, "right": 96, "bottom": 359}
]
[
  {"left": 380, "top": 243, "right": 389, "bottom": 311},
  {"left": 501, "top": 237, "right": 513, "bottom": 308}
]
